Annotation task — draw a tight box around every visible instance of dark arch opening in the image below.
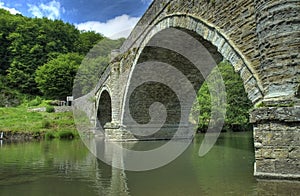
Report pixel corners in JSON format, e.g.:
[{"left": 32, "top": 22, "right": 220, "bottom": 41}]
[
  {"left": 124, "top": 27, "right": 253, "bottom": 139},
  {"left": 97, "top": 90, "right": 112, "bottom": 127}
]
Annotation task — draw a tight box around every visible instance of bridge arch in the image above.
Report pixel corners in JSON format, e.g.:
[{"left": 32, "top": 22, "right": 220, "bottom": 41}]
[
  {"left": 121, "top": 15, "right": 265, "bottom": 128},
  {"left": 132, "top": 14, "right": 264, "bottom": 103},
  {"left": 97, "top": 88, "right": 112, "bottom": 128}
]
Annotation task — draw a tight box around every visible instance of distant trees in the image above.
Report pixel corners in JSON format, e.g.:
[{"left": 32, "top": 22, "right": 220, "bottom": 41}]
[
  {"left": 5, "top": 17, "right": 81, "bottom": 94},
  {"left": 74, "top": 38, "right": 125, "bottom": 97},
  {"left": 195, "top": 61, "right": 252, "bottom": 132},
  {"left": 35, "top": 53, "right": 83, "bottom": 100},
  {"left": 0, "top": 8, "right": 124, "bottom": 101}
]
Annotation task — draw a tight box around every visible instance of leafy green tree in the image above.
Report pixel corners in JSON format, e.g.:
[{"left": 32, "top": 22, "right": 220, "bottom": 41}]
[
  {"left": 195, "top": 61, "right": 252, "bottom": 132},
  {"left": 0, "top": 9, "right": 123, "bottom": 100},
  {"left": 6, "top": 17, "right": 80, "bottom": 94},
  {"left": 35, "top": 53, "right": 83, "bottom": 100},
  {"left": 0, "top": 9, "right": 23, "bottom": 75},
  {"left": 75, "top": 31, "right": 104, "bottom": 54}
]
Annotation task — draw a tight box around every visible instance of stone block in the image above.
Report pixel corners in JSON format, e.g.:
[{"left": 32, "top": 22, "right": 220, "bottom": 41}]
[
  {"left": 256, "top": 159, "right": 275, "bottom": 173},
  {"left": 289, "top": 147, "right": 300, "bottom": 159},
  {"left": 240, "top": 66, "right": 252, "bottom": 83},
  {"left": 275, "top": 159, "right": 300, "bottom": 175}
]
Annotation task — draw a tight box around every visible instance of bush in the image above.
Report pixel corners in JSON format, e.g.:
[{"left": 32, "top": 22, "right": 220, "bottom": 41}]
[
  {"left": 46, "top": 106, "right": 55, "bottom": 113},
  {"left": 41, "top": 120, "right": 51, "bottom": 129},
  {"left": 27, "top": 96, "right": 43, "bottom": 107},
  {"left": 45, "top": 132, "right": 55, "bottom": 140},
  {"left": 58, "top": 130, "right": 75, "bottom": 139}
]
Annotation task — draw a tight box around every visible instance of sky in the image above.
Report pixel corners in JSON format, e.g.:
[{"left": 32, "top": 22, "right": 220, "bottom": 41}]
[{"left": 0, "top": 0, "right": 153, "bottom": 39}]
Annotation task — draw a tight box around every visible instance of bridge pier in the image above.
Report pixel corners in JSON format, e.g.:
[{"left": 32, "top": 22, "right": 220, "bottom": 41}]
[
  {"left": 104, "top": 124, "right": 194, "bottom": 142},
  {"left": 251, "top": 103, "right": 300, "bottom": 180}
]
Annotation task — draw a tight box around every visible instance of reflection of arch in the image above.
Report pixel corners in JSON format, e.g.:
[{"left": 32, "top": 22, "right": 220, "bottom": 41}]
[{"left": 97, "top": 90, "right": 112, "bottom": 127}]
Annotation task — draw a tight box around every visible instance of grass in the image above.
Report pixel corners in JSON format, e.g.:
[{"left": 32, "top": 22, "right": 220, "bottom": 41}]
[{"left": 0, "top": 106, "right": 79, "bottom": 140}]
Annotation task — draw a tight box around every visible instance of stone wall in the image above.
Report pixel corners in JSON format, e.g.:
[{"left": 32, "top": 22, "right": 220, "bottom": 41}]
[
  {"left": 255, "top": 0, "right": 300, "bottom": 100},
  {"left": 251, "top": 106, "right": 300, "bottom": 179}
]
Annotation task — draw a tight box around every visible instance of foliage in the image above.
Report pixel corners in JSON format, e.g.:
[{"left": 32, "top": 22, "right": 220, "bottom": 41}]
[
  {"left": 57, "top": 130, "right": 76, "bottom": 140},
  {"left": 41, "top": 120, "right": 51, "bottom": 129},
  {"left": 45, "top": 106, "right": 55, "bottom": 113},
  {"left": 6, "top": 18, "right": 80, "bottom": 94},
  {"left": 45, "top": 132, "right": 55, "bottom": 140},
  {"left": 0, "top": 75, "right": 25, "bottom": 107},
  {"left": 35, "top": 53, "right": 83, "bottom": 100},
  {"left": 75, "top": 30, "right": 104, "bottom": 54},
  {"left": 195, "top": 61, "right": 253, "bottom": 132},
  {"left": 0, "top": 9, "right": 104, "bottom": 97},
  {"left": 0, "top": 9, "right": 124, "bottom": 100},
  {"left": 27, "top": 96, "right": 43, "bottom": 107}
]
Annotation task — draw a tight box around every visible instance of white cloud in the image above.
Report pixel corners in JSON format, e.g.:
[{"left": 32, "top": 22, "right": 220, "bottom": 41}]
[
  {"left": 0, "top": 2, "right": 21, "bottom": 15},
  {"left": 28, "top": 0, "right": 64, "bottom": 20},
  {"left": 141, "top": 0, "right": 154, "bottom": 5},
  {"left": 76, "top": 14, "right": 140, "bottom": 39}
]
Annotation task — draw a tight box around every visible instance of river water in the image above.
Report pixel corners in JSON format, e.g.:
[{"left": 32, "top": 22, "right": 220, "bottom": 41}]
[{"left": 0, "top": 132, "right": 299, "bottom": 195}]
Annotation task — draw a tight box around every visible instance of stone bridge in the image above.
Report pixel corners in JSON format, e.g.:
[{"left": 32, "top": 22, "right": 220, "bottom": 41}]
[{"left": 74, "top": 0, "right": 300, "bottom": 179}]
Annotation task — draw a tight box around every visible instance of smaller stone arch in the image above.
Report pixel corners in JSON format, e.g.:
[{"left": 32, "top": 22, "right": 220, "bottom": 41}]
[{"left": 97, "top": 88, "right": 112, "bottom": 128}]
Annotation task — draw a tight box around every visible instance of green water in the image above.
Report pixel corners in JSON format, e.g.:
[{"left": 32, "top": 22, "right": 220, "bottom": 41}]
[{"left": 0, "top": 132, "right": 299, "bottom": 196}]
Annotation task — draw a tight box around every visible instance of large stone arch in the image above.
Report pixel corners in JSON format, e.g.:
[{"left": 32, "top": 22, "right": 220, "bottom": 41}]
[
  {"left": 133, "top": 14, "right": 264, "bottom": 103},
  {"left": 121, "top": 15, "right": 263, "bottom": 129}
]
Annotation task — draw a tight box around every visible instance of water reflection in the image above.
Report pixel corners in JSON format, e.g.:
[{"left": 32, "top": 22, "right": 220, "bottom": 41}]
[
  {"left": 257, "top": 179, "right": 300, "bottom": 195},
  {"left": 0, "top": 133, "right": 299, "bottom": 195}
]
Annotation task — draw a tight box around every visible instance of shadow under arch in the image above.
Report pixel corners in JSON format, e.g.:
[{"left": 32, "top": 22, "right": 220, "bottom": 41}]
[
  {"left": 122, "top": 14, "right": 264, "bottom": 109},
  {"left": 97, "top": 90, "right": 112, "bottom": 128}
]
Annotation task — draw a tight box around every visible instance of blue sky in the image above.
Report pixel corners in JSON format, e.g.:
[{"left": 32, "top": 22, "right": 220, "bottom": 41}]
[{"left": 0, "top": 0, "right": 153, "bottom": 38}]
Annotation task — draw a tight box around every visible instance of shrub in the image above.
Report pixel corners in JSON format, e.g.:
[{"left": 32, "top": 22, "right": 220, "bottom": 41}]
[
  {"left": 41, "top": 120, "right": 51, "bottom": 129},
  {"left": 45, "top": 132, "right": 55, "bottom": 140},
  {"left": 28, "top": 96, "right": 42, "bottom": 106},
  {"left": 46, "top": 106, "right": 55, "bottom": 113},
  {"left": 58, "top": 130, "right": 75, "bottom": 139}
]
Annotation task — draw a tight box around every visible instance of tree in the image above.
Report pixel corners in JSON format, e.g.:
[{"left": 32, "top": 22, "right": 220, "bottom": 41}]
[
  {"left": 35, "top": 53, "right": 83, "bottom": 100},
  {"left": 195, "top": 61, "right": 252, "bottom": 132},
  {"left": 0, "top": 9, "right": 23, "bottom": 75},
  {"left": 6, "top": 17, "right": 81, "bottom": 94},
  {"left": 75, "top": 31, "right": 104, "bottom": 54}
]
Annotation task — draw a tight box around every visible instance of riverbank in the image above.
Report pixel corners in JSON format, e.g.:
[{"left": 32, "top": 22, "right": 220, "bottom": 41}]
[{"left": 0, "top": 107, "right": 78, "bottom": 141}]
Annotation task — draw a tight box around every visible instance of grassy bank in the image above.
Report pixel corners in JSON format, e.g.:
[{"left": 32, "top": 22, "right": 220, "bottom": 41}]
[{"left": 0, "top": 107, "right": 78, "bottom": 140}]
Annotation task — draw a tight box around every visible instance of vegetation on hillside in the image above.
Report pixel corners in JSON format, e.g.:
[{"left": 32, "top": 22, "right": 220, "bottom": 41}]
[{"left": 0, "top": 9, "right": 124, "bottom": 105}]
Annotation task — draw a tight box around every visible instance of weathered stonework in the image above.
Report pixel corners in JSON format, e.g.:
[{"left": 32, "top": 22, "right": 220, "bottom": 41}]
[
  {"left": 75, "top": 0, "right": 300, "bottom": 180},
  {"left": 251, "top": 106, "right": 300, "bottom": 179}
]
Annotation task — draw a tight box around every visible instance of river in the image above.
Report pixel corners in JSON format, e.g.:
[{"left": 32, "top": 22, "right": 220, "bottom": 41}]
[{"left": 0, "top": 132, "right": 299, "bottom": 195}]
